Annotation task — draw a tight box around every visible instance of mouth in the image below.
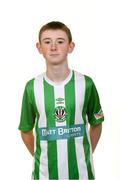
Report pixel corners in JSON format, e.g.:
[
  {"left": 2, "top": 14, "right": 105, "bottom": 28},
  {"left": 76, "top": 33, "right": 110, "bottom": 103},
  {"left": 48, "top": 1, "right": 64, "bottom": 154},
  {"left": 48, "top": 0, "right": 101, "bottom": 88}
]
[{"left": 50, "top": 54, "right": 59, "bottom": 56}]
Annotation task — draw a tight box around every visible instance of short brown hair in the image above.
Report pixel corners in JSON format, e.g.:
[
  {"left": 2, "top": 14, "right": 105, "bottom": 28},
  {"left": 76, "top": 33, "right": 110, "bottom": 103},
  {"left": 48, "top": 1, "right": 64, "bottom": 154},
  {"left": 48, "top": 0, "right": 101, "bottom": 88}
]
[{"left": 38, "top": 21, "right": 72, "bottom": 43}]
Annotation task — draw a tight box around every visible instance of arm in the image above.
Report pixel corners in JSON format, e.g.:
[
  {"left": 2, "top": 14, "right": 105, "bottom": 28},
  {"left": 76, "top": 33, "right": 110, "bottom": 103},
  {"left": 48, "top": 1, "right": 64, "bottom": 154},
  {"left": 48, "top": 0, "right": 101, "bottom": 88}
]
[
  {"left": 20, "top": 130, "right": 34, "bottom": 156},
  {"left": 89, "top": 123, "right": 102, "bottom": 153}
]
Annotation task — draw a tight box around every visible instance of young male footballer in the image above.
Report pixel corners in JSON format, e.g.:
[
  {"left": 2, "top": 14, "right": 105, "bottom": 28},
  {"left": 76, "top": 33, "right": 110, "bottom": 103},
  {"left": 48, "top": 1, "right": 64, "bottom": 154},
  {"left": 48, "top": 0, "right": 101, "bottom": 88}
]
[{"left": 19, "top": 21, "right": 104, "bottom": 180}]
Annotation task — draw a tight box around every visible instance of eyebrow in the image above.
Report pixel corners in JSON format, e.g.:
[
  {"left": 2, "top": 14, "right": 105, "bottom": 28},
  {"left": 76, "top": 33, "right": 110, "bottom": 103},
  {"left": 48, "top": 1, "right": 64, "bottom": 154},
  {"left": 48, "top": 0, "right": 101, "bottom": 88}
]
[{"left": 42, "top": 38, "right": 66, "bottom": 41}]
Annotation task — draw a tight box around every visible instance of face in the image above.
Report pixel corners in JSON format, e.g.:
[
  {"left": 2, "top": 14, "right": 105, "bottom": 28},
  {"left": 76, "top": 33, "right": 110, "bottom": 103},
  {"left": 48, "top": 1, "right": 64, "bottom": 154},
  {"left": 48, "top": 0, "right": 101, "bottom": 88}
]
[{"left": 36, "top": 29, "right": 75, "bottom": 65}]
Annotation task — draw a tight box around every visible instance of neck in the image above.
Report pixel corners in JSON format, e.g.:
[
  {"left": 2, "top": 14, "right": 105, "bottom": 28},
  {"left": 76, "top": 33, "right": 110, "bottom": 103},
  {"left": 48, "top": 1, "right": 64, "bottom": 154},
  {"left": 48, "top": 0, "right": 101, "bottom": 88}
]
[{"left": 45, "top": 62, "right": 70, "bottom": 83}]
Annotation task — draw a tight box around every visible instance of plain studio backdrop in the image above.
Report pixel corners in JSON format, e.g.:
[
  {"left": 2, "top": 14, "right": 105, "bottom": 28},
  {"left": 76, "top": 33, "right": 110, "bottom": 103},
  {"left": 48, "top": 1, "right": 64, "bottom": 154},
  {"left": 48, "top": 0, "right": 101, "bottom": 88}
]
[{"left": 0, "top": 0, "right": 120, "bottom": 179}]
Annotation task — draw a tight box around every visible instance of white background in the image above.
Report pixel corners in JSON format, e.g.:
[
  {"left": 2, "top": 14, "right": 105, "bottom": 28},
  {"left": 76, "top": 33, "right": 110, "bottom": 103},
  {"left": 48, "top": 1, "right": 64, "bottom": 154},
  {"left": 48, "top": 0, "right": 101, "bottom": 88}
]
[{"left": 0, "top": 0, "right": 120, "bottom": 179}]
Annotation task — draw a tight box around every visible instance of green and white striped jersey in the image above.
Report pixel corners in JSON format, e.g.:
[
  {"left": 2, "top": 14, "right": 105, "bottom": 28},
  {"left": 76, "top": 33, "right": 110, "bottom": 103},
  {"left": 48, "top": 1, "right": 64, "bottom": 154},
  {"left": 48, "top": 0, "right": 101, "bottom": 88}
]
[{"left": 19, "top": 70, "right": 104, "bottom": 180}]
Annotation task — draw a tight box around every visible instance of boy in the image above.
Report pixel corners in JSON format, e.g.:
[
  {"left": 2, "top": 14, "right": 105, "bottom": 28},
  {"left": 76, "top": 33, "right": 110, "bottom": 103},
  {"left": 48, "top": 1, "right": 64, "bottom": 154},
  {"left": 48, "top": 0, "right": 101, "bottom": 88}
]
[{"left": 18, "top": 21, "right": 104, "bottom": 180}]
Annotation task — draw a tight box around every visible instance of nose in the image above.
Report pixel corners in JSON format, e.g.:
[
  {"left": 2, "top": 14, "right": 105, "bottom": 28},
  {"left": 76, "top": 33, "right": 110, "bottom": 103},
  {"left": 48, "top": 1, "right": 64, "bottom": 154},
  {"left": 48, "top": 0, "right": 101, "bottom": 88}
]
[{"left": 51, "top": 43, "right": 57, "bottom": 51}]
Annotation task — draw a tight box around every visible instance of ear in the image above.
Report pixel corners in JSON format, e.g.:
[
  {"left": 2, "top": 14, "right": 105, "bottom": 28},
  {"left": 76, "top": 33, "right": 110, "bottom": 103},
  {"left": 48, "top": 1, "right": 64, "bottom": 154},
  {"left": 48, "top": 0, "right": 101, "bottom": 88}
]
[
  {"left": 68, "top": 42, "right": 75, "bottom": 53},
  {"left": 36, "top": 42, "right": 43, "bottom": 54}
]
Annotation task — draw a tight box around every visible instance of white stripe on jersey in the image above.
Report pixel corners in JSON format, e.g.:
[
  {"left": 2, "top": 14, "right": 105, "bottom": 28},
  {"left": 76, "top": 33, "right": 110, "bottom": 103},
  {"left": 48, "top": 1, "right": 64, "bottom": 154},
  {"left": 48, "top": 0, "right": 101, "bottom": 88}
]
[
  {"left": 34, "top": 74, "right": 49, "bottom": 180},
  {"left": 54, "top": 85, "right": 69, "bottom": 179},
  {"left": 74, "top": 71, "right": 88, "bottom": 179}
]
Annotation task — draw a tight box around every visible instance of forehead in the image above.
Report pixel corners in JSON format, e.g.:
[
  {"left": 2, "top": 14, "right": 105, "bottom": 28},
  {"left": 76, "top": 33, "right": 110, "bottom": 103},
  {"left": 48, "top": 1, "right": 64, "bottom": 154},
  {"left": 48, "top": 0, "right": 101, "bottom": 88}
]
[{"left": 40, "top": 29, "right": 69, "bottom": 40}]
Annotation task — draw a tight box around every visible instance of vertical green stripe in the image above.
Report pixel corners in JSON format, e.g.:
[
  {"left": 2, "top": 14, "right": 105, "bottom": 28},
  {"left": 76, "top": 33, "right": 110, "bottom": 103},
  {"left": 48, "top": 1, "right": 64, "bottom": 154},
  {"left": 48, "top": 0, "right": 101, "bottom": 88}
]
[
  {"left": 83, "top": 131, "right": 94, "bottom": 179},
  {"left": 31, "top": 80, "right": 41, "bottom": 180},
  {"left": 82, "top": 76, "right": 95, "bottom": 179},
  {"left": 65, "top": 71, "right": 79, "bottom": 179},
  {"left": 33, "top": 113, "right": 41, "bottom": 180},
  {"left": 44, "top": 80, "right": 58, "bottom": 180}
]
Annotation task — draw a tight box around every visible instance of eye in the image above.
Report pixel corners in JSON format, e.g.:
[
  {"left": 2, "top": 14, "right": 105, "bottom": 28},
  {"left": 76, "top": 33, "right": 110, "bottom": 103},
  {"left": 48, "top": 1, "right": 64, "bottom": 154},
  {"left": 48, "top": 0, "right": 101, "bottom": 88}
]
[
  {"left": 44, "top": 41, "right": 51, "bottom": 44},
  {"left": 58, "top": 41, "right": 64, "bottom": 44},
  {"left": 57, "top": 40, "right": 64, "bottom": 44}
]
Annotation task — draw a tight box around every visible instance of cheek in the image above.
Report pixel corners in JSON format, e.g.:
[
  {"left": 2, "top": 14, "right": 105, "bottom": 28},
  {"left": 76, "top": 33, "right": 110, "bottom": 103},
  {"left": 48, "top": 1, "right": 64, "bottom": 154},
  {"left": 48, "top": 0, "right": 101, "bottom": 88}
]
[
  {"left": 59, "top": 45, "right": 69, "bottom": 51},
  {"left": 41, "top": 47, "right": 49, "bottom": 55},
  {"left": 60, "top": 47, "right": 69, "bottom": 54}
]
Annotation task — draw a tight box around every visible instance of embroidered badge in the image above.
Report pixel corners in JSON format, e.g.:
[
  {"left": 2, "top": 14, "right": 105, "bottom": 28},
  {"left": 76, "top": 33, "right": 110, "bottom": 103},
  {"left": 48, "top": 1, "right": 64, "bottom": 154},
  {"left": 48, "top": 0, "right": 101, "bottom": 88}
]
[{"left": 94, "top": 109, "right": 104, "bottom": 120}]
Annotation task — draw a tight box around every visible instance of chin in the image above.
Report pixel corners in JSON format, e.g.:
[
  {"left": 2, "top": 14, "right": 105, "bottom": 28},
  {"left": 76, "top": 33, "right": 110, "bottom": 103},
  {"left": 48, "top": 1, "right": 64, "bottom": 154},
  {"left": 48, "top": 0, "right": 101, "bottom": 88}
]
[
  {"left": 49, "top": 61, "right": 62, "bottom": 65},
  {"left": 47, "top": 59, "right": 65, "bottom": 65}
]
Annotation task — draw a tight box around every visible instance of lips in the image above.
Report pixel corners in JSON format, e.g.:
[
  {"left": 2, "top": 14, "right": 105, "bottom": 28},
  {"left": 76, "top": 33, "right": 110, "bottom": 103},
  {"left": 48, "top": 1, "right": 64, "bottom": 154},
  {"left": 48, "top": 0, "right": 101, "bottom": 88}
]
[
  {"left": 50, "top": 54, "right": 59, "bottom": 57},
  {"left": 50, "top": 54, "right": 59, "bottom": 56}
]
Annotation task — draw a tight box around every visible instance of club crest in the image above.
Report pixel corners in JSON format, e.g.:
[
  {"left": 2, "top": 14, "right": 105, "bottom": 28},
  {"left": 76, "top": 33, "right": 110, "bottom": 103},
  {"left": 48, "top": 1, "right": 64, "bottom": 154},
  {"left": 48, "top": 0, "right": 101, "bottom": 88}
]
[{"left": 54, "top": 106, "right": 68, "bottom": 122}]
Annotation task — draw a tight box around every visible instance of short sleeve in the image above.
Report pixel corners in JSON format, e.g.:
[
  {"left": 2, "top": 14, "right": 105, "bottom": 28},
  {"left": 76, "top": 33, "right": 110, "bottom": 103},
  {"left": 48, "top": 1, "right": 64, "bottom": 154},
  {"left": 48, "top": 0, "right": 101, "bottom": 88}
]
[
  {"left": 18, "top": 79, "right": 36, "bottom": 131},
  {"left": 86, "top": 77, "right": 104, "bottom": 126}
]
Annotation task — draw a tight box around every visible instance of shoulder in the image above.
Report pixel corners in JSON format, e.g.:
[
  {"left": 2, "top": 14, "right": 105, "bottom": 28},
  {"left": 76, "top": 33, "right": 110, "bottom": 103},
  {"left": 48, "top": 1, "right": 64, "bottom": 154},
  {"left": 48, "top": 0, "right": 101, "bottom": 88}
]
[
  {"left": 74, "top": 70, "right": 94, "bottom": 85},
  {"left": 25, "top": 78, "right": 34, "bottom": 91},
  {"left": 84, "top": 75, "right": 94, "bottom": 87},
  {"left": 25, "top": 73, "right": 43, "bottom": 89}
]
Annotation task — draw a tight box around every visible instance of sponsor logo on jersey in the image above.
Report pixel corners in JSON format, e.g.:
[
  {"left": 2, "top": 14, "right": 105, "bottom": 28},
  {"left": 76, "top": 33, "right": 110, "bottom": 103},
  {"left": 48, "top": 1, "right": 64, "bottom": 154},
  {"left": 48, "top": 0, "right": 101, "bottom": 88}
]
[
  {"left": 56, "top": 97, "right": 64, "bottom": 102},
  {"left": 54, "top": 106, "right": 68, "bottom": 122},
  {"left": 94, "top": 109, "right": 104, "bottom": 120},
  {"left": 56, "top": 97, "right": 64, "bottom": 105},
  {"left": 39, "top": 124, "right": 85, "bottom": 141}
]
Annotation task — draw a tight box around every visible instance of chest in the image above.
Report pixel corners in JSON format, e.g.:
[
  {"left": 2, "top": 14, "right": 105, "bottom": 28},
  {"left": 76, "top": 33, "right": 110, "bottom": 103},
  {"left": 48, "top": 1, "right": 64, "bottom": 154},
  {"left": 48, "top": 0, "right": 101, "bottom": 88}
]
[{"left": 34, "top": 78, "right": 86, "bottom": 127}]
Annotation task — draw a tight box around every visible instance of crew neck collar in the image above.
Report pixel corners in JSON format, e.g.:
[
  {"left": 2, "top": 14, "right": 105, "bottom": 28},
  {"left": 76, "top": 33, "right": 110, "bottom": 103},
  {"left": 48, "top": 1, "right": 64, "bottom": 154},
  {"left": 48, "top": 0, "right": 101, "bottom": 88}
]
[{"left": 43, "top": 69, "right": 73, "bottom": 86}]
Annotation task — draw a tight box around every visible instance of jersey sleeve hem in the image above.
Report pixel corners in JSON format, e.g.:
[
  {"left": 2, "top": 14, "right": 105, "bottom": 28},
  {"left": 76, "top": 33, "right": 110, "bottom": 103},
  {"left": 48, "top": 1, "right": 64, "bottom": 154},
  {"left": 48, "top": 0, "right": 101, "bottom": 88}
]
[
  {"left": 89, "top": 117, "right": 104, "bottom": 126},
  {"left": 18, "top": 125, "right": 34, "bottom": 132}
]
